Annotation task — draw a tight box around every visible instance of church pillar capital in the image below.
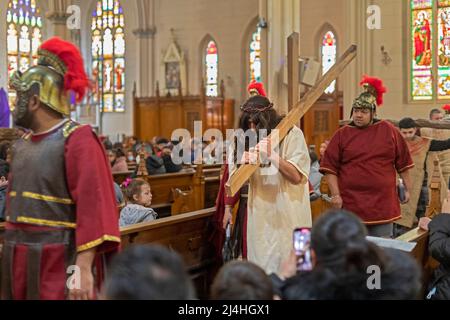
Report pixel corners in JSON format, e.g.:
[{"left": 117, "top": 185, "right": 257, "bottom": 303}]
[{"left": 133, "top": 27, "right": 157, "bottom": 39}]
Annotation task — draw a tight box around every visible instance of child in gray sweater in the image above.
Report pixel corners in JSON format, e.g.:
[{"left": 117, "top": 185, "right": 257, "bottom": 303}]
[{"left": 119, "top": 179, "right": 158, "bottom": 227}]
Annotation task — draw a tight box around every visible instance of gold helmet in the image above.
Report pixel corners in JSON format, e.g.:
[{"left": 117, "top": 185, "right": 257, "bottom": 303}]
[{"left": 10, "top": 37, "right": 89, "bottom": 116}]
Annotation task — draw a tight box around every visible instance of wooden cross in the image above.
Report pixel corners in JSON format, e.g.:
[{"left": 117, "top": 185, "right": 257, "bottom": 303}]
[
  {"left": 287, "top": 33, "right": 299, "bottom": 112},
  {"left": 340, "top": 119, "right": 450, "bottom": 130},
  {"left": 225, "top": 44, "right": 357, "bottom": 197}
]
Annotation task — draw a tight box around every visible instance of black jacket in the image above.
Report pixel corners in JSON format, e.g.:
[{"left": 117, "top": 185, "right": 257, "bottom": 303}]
[
  {"left": 427, "top": 214, "right": 450, "bottom": 300},
  {"left": 0, "top": 185, "right": 6, "bottom": 221}
]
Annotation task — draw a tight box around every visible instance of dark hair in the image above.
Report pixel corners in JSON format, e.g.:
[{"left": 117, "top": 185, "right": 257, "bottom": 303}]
[
  {"left": 311, "top": 209, "right": 385, "bottom": 270},
  {"left": 103, "top": 138, "right": 113, "bottom": 150},
  {"left": 114, "top": 148, "right": 125, "bottom": 158},
  {"left": 309, "top": 150, "right": 318, "bottom": 163},
  {"left": 0, "top": 159, "right": 9, "bottom": 178},
  {"left": 430, "top": 108, "right": 443, "bottom": 120},
  {"left": 0, "top": 142, "right": 11, "bottom": 161},
  {"left": 124, "top": 179, "right": 149, "bottom": 204},
  {"left": 210, "top": 261, "right": 274, "bottom": 300},
  {"left": 113, "top": 142, "right": 123, "bottom": 150},
  {"left": 235, "top": 96, "right": 283, "bottom": 159},
  {"left": 399, "top": 117, "right": 417, "bottom": 129},
  {"left": 156, "top": 138, "right": 170, "bottom": 145},
  {"left": 103, "top": 244, "right": 196, "bottom": 300},
  {"left": 282, "top": 210, "right": 421, "bottom": 300},
  {"left": 239, "top": 96, "right": 283, "bottom": 135}
]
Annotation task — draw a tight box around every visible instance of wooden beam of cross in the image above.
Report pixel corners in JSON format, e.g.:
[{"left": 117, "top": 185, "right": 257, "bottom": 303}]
[
  {"left": 340, "top": 119, "right": 450, "bottom": 130},
  {"left": 225, "top": 44, "right": 357, "bottom": 197}
]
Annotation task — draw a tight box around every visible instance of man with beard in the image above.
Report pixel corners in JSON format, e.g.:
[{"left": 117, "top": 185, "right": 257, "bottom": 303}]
[
  {"left": 320, "top": 76, "right": 414, "bottom": 238},
  {"left": 395, "top": 117, "right": 450, "bottom": 233},
  {"left": 2, "top": 37, "right": 120, "bottom": 300},
  {"left": 234, "top": 89, "right": 311, "bottom": 274}
]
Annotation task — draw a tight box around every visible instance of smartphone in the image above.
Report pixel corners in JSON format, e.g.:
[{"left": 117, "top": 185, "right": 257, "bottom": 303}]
[{"left": 293, "top": 228, "right": 313, "bottom": 271}]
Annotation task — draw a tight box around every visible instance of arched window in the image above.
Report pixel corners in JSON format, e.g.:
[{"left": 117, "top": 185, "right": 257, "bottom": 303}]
[
  {"left": 6, "top": 0, "right": 42, "bottom": 106},
  {"left": 410, "top": 0, "right": 450, "bottom": 101},
  {"left": 205, "top": 40, "right": 218, "bottom": 97},
  {"left": 321, "top": 31, "right": 337, "bottom": 94},
  {"left": 91, "top": 0, "right": 125, "bottom": 112},
  {"left": 249, "top": 26, "right": 262, "bottom": 83}
]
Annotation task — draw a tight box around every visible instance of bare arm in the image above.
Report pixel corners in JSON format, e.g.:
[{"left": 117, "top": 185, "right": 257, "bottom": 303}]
[
  {"left": 271, "top": 153, "right": 304, "bottom": 185},
  {"left": 399, "top": 169, "right": 412, "bottom": 204},
  {"left": 69, "top": 248, "right": 96, "bottom": 300},
  {"left": 325, "top": 173, "right": 343, "bottom": 208}
]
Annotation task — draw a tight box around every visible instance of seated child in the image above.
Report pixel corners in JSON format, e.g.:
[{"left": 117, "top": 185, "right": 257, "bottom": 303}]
[
  {"left": 0, "top": 159, "right": 9, "bottom": 221},
  {"left": 119, "top": 179, "right": 158, "bottom": 227}
]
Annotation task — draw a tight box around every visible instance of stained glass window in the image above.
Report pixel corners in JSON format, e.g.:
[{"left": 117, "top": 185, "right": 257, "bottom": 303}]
[
  {"left": 321, "top": 31, "right": 337, "bottom": 94},
  {"left": 91, "top": 0, "right": 125, "bottom": 113},
  {"left": 205, "top": 40, "right": 218, "bottom": 97},
  {"left": 249, "top": 26, "right": 262, "bottom": 83},
  {"left": 6, "top": 0, "right": 42, "bottom": 106},
  {"left": 438, "top": 0, "right": 450, "bottom": 99},
  {"left": 411, "top": 0, "right": 433, "bottom": 100}
]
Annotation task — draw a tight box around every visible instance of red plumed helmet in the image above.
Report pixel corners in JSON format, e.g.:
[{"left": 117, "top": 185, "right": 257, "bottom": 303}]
[
  {"left": 247, "top": 80, "right": 267, "bottom": 97},
  {"left": 39, "top": 37, "right": 89, "bottom": 102},
  {"left": 443, "top": 104, "right": 450, "bottom": 112},
  {"left": 359, "top": 75, "right": 387, "bottom": 106}
]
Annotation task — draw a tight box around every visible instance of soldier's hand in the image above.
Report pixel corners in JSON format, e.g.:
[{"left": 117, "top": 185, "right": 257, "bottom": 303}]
[
  {"left": 330, "top": 194, "right": 343, "bottom": 209},
  {"left": 401, "top": 190, "right": 410, "bottom": 204},
  {"left": 68, "top": 267, "right": 95, "bottom": 300}
]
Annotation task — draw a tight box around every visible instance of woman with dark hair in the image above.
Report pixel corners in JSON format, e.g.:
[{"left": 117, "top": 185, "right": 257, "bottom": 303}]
[
  {"left": 228, "top": 85, "right": 312, "bottom": 275},
  {"left": 281, "top": 209, "right": 421, "bottom": 300}
]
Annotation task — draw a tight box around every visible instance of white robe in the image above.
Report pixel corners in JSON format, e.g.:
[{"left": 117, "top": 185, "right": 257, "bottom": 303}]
[{"left": 245, "top": 126, "right": 312, "bottom": 274}]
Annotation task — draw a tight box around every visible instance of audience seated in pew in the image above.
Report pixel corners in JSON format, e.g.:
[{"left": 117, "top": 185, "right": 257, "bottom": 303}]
[
  {"left": 119, "top": 179, "right": 158, "bottom": 227},
  {"left": 210, "top": 261, "right": 274, "bottom": 300},
  {"left": 271, "top": 209, "right": 421, "bottom": 300},
  {"left": 101, "top": 244, "right": 197, "bottom": 300},
  {"left": 418, "top": 194, "right": 450, "bottom": 300}
]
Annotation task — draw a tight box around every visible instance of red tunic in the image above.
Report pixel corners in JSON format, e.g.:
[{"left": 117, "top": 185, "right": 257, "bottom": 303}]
[
  {"left": 319, "top": 120, "right": 414, "bottom": 224},
  {"left": 4, "top": 123, "right": 120, "bottom": 300}
]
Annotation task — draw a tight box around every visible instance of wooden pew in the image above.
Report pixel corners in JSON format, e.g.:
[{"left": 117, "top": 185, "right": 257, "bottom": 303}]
[
  {"left": 193, "top": 164, "right": 222, "bottom": 208},
  {"left": 120, "top": 207, "right": 218, "bottom": 299},
  {"left": 395, "top": 227, "right": 439, "bottom": 297}
]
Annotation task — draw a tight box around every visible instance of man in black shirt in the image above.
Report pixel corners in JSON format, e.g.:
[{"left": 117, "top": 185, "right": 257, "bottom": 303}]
[{"left": 395, "top": 117, "right": 450, "bottom": 235}]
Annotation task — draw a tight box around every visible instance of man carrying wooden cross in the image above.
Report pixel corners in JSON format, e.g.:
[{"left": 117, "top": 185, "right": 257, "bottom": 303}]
[
  {"left": 231, "top": 92, "right": 312, "bottom": 275},
  {"left": 320, "top": 76, "right": 414, "bottom": 238}
]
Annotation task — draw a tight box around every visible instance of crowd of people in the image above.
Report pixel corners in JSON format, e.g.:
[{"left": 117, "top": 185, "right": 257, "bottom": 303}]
[{"left": 1, "top": 36, "right": 450, "bottom": 301}]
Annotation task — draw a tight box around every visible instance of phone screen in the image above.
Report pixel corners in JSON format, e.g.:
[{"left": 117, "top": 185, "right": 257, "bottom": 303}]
[{"left": 293, "top": 228, "right": 313, "bottom": 271}]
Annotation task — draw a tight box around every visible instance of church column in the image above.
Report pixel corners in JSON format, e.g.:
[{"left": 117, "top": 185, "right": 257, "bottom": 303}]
[
  {"left": 259, "top": 0, "right": 269, "bottom": 85},
  {"left": 133, "top": 28, "right": 157, "bottom": 97},
  {"left": 342, "top": 0, "right": 374, "bottom": 117},
  {"left": 45, "top": 0, "right": 72, "bottom": 40},
  {"left": 46, "top": 12, "right": 71, "bottom": 40},
  {"left": 133, "top": 0, "right": 156, "bottom": 97},
  {"left": 266, "top": 0, "right": 301, "bottom": 115}
]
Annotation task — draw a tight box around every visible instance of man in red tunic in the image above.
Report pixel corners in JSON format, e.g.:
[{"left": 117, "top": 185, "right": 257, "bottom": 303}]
[
  {"left": 320, "top": 76, "right": 414, "bottom": 237},
  {"left": 2, "top": 37, "right": 120, "bottom": 300}
]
